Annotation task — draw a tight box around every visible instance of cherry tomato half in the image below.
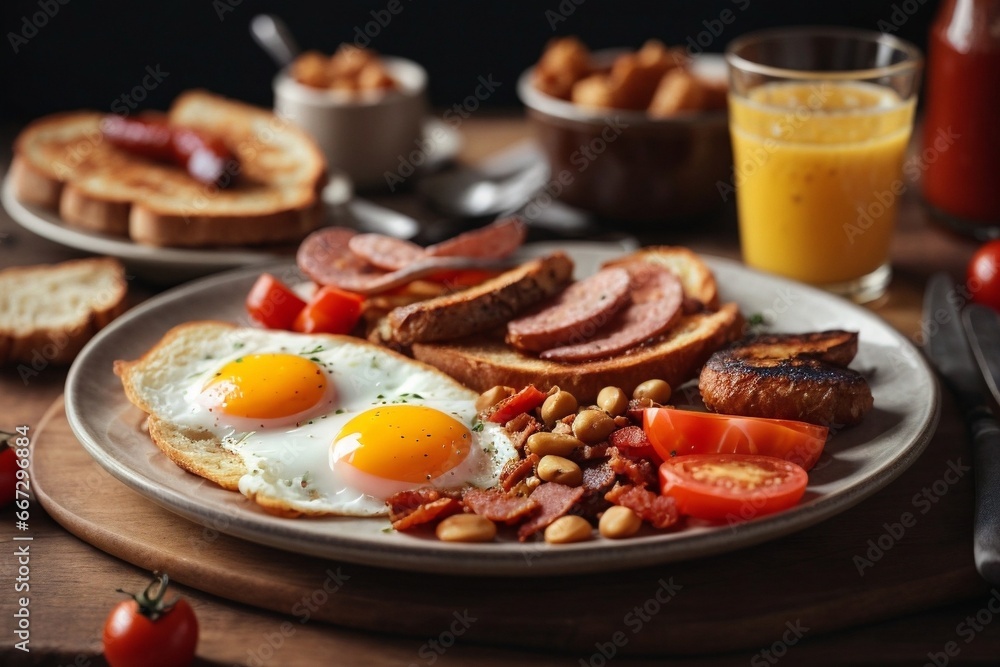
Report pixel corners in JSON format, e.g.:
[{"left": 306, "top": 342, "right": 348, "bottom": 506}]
[
  {"left": 293, "top": 285, "right": 365, "bottom": 335},
  {"left": 659, "top": 454, "right": 808, "bottom": 522},
  {"left": 103, "top": 573, "right": 198, "bottom": 667},
  {"left": 967, "top": 240, "right": 1000, "bottom": 312},
  {"left": 643, "top": 407, "right": 828, "bottom": 471},
  {"left": 245, "top": 273, "right": 307, "bottom": 330}
]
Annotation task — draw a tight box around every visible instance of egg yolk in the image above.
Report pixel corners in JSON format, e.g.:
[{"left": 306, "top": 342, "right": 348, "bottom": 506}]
[
  {"left": 335, "top": 405, "right": 471, "bottom": 483},
  {"left": 201, "top": 353, "right": 327, "bottom": 420}
]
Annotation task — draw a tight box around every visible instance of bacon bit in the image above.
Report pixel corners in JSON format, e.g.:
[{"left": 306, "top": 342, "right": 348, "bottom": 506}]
[
  {"left": 504, "top": 412, "right": 541, "bottom": 452},
  {"left": 388, "top": 489, "right": 460, "bottom": 522},
  {"left": 608, "top": 446, "right": 657, "bottom": 488},
  {"left": 581, "top": 462, "right": 615, "bottom": 495},
  {"left": 391, "top": 497, "right": 464, "bottom": 531},
  {"left": 500, "top": 453, "right": 539, "bottom": 492},
  {"left": 605, "top": 484, "right": 679, "bottom": 530},
  {"left": 463, "top": 488, "right": 539, "bottom": 524},
  {"left": 486, "top": 385, "right": 548, "bottom": 424},
  {"left": 608, "top": 425, "right": 650, "bottom": 451},
  {"left": 627, "top": 399, "right": 656, "bottom": 422},
  {"left": 572, "top": 443, "right": 611, "bottom": 462},
  {"left": 517, "top": 482, "right": 585, "bottom": 541}
]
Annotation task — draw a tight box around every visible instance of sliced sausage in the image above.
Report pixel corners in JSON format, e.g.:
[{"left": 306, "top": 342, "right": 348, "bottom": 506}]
[
  {"left": 348, "top": 233, "right": 427, "bottom": 271},
  {"left": 426, "top": 217, "right": 527, "bottom": 259},
  {"left": 539, "top": 267, "right": 684, "bottom": 362},
  {"left": 296, "top": 226, "right": 387, "bottom": 292},
  {"left": 506, "top": 267, "right": 632, "bottom": 352}
]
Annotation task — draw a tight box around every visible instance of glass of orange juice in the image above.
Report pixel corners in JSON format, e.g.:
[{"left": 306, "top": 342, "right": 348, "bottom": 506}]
[{"left": 726, "top": 28, "right": 922, "bottom": 303}]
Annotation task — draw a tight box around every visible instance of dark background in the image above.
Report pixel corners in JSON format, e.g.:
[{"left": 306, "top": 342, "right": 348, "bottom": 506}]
[{"left": 0, "top": 0, "right": 937, "bottom": 121}]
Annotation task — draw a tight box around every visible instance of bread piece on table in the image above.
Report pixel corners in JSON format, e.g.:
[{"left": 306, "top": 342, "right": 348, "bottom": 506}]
[
  {"left": 384, "top": 252, "right": 575, "bottom": 346},
  {"left": 412, "top": 303, "right": 743, "bottom": 404},
  {"left": 0, "top": 257, "right": 127, "bottom": 365},
  {"left": 11, "top": 91, "right": 326, "bottom": 247}
]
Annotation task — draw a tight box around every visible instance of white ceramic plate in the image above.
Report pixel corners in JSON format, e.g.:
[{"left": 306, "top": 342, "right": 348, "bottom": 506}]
[{"left": 65, "top": 244, "right": 939, "bottom": 576}]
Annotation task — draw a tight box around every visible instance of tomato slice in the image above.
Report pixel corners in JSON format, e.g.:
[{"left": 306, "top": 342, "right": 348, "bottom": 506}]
[
  {"left": 659, "top": 454, "right": 808, "bottom": 522},
  {"left": 245, "top": 273, "right": 307, "bottom": 330},
  {"left": 486, "top": 385, "right": 548, "bottom": 424},
  {"left": 293, "top": 285, "right": 365, "bottom": 335},
  {"left": 643, "top": 407, "right": 828, "bottom": 471}
]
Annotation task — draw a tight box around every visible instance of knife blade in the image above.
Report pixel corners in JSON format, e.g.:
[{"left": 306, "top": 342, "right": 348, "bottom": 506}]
[
  {"left": 963, "top": 304, "right": 1000, "bottom": 409},
  {"left": 924, "top": 272, "right": 1000, "bottom": 582}
]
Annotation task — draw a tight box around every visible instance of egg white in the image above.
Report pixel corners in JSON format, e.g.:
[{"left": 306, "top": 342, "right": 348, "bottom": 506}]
[{"left": 148, "top": 328, "right": 516, "bottom": 517}]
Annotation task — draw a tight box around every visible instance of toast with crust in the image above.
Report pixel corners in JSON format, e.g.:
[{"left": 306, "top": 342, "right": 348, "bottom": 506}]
[
  {"left": 0, "top": 257, "right": 127, "bottom": 365},
  {"left": 12, "top": 91, "right": 326, "bottom": 247},
  {"left": 407, "top": 247, "right": 744, "bottom": 402}
]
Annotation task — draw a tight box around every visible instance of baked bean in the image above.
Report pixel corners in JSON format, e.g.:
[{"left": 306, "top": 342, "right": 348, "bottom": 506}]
[
  {"left": 597, "top": 386, "right": 629, "bottom": 416},
  {"left": 541, "top": 390, "right": 578, "bottom": 426},
  {"left": 525, "top": 432, "right": 583, "bottom": 457},
  {"left": 544, "top": 515, "right": 593, "bottom": 544},
  {"left": 436, "top": 514, "right": 497, "bottom": 542},
  {"left": 572, "top": 408, "right": 616, "bottom": 444},
  {"left": 599, "top": 505, "right": 642, "bottom": 539},
  {"left": 633, "top": 379, "right": 671, "bottom": 404},
  {"left": 476, "top": 385, "right": 515, "bottom": 412},
  {"left": 537, "top": 455, "right": 583, "bottom": 486}
]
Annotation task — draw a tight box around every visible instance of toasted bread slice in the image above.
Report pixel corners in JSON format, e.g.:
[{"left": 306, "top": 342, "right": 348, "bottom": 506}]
[
  {"left": 603, "top": 246, "right": 719, "bottom": 308},
  {"left": 407, "top": 246, "right": 741, "bottom": 402},
  {"left": 412, "top": 303, "right": 743, "bottom": 404},
  {"left": 0, "top": 257, "right": 127, "bottom": 365},
  {"left": 12, "top": 91, "right": 326, "bottom": 247}
]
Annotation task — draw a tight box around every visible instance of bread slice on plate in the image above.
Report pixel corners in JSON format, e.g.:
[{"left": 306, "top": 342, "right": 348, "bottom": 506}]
[
  {"left": 0, "top": 257, "right": 127, "bottom": 366},
  {"left": 11, "top": 90, "right": 327, "bottom": 247},
  {"left": 407, "top": 247, "right": 745, "bottom": 402}
]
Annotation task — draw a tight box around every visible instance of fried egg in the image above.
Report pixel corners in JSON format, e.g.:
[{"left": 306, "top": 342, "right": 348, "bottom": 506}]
[{"left": 116, "top": 322, "right": 517, "bottom": 517}]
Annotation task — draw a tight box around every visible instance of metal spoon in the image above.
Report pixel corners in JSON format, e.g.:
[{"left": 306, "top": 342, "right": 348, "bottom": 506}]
[
  {"left": 250, "top": 14, "right": 300, "bottom": 68},
  {"left": 418, "top": 160, "right": 549, "bottom": 218}
]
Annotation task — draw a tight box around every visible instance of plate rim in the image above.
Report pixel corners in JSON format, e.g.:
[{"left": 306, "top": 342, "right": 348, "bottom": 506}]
[{"left": 64, "top": 248, "right": 940, "bottom": 576}]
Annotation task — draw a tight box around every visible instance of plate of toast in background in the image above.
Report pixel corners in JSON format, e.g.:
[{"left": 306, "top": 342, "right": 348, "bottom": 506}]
[{"left": 64, "top": 242, "right": 939, "bottom": 576}]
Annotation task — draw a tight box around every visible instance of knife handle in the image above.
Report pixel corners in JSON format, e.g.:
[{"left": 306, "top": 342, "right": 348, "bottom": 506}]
[{"left": 971, "top": 407, "right": 1000, "bottom": 583}]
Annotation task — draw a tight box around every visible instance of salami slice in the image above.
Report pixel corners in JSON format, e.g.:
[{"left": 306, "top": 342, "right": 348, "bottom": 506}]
[
  {"left": 426, "top": 217, "right": 527, "bottom": 259},
  {"left": 506, "top": 267, "right": 632, "bottom": 352},
  {"left": 348, "top": 233, "right": 427, "bottom": 271},
  {"left": 539, "top": 268, "right": 683, "bottom": 362},
  {"left": 295, "top": 226, "right": 386, "bottom": 292}
]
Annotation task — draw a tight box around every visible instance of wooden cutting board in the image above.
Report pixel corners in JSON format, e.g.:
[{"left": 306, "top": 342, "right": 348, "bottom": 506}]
[{"left": 31, "top": 394, "right": 990, "bottom": 656}]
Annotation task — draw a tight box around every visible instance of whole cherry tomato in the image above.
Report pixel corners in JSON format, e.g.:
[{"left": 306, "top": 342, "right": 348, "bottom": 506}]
[
  {"left": 967, "top": 240, "right": 1000, "bottom": 312},
  {"left": 103, "top": 572, "right": 198, "bottom": 667}
]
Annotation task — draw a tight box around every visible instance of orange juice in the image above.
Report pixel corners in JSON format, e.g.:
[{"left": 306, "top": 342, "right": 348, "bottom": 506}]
[{"left": 729, "top": 82, "right": 916, "bottom": 286}]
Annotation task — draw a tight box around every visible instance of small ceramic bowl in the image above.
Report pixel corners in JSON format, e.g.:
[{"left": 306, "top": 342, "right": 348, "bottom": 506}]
[
  {"left": 517, "top": 51, "right": 732, "bottom": 222},
  {"left": 274, "top": 56, "right": 427, "bottom": 190}
]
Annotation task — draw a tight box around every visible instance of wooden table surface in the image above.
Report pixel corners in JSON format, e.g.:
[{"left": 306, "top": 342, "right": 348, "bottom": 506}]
[{"left": 2, "top": 116, "right": 1000, "bottom": 666}]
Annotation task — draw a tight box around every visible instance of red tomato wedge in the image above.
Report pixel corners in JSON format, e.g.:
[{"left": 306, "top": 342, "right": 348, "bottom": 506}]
[
  {"left": 643, "top": 408, "right": 828, "bottom": 471},
  {"left": 659, "top": 454, "right": 808, "bottom": 522},
  {"left": 245, "top": 273, "right": 307, "bottom": 330},
  {"left": 293, "top": 285, "right": 365, "bottom": 335},
  {"left": 486, "top": 385, "right": 548, "bottom": 424}
]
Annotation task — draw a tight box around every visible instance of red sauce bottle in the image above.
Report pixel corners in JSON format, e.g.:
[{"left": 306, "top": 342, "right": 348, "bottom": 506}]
[{"left": 921, "top": 0, "right": 1000, "bottom": 234}]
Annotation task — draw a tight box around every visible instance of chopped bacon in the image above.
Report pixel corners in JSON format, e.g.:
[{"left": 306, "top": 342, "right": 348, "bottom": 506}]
[
  {"left": 463, "top": 488, "right": 539, "bottom": 524},
  {"left": 504, "top": 412, "right": 541, "bottom": 452},
  {"left": 391, "top": 497, "right": 464, "bottom": 531},
  {"left": 572, "top": 443, "right": 611, "bottom": 462},
  {"left": 500, "top": 453, "right": 539, "bottom": 492},
  {"left": 388, "top": 488, "right": 463, "bottom": 530},
  {"left": 581, "top": 462, "right": 615, "bottom": 495},
  {"left": 608, "top": 446, "right": 657, "bottom": 488},
  {"left": 486, "top": 385, "right": 547, "bottom": 424},
  {"left": 517, "top": 483, "right": 585, "bottom": 541},
  {"left": 608, "top": 425, "right": 650, "bottom": 451},
  {"left": 605, "top": 484, "right": 679, "bottom": 530}
]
